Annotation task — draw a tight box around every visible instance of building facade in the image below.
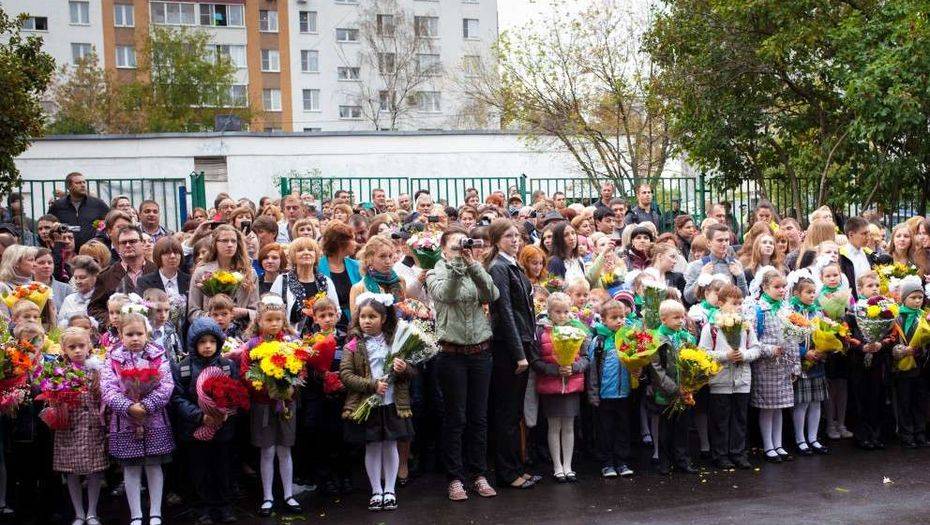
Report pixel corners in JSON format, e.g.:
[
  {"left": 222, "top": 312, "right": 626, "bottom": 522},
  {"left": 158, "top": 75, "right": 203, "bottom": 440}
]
[{"left": 3, "top": 0, "right": 499, "bottom": 132}]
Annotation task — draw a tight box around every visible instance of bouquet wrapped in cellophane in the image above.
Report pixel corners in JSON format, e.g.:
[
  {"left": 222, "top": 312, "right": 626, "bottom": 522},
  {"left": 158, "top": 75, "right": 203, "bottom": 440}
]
[
  {"left": 875, "top": 262, "right": 919, "bottom": 296},
  {"left": 668, "top": 346, "right": 722, "bottom": 413},
  {"left": 33, "top": 360, "right": 88, "bottom": 430},
  {"left": 714, "top": 311, "right": 749, "bottom": 349},
  {"left": 199, "top": 270, "right": 244, "bottom": 297},
  {"left": 551, "top": 325, "right": 587, "bottom": 394},
  {"left": 244, "top": 340, "right": 311, "bottom": 420},
  {"left": 819, "top": 290, "right": 852, "bottom": 321},
  {"left": 856, "top": 295, "right": 898, "bottom": 343},
  {"left": 193, "top": 366, "right": 250, "bottom": 441},
  {"left": 811, "top": 317, "right": 851, "bottom": 355},
  {"left": 407, "top": 231, "right": 442, "bottom": 269},
  {"left": 350, "top": 320, "right": 439, "bottom": 422},
  {"left": 641, "top": 281, "right": 668, "bottom": 330},
  {"left": 615, "top": 326, "right": 660, "bottom": 389},
  {"left": 2, "top": 282, "right": 52, "bottom": 311},
  {"left": 780, "top": 311, "right": 813, "bottom": 342}
]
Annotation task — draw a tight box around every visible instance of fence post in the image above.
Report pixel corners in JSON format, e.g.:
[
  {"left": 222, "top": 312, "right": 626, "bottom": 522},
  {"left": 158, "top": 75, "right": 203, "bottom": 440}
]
[
  {"left": 178, "top": 185, "right": 189, "bottom": 224},
  {"left": 519, "top": 173, "right": 528, "bottom": 203},
  {"left": 696, "top": 171, "right": 707, "bottom": 221},
  {"left": 280, "top": 177, "right": 291, "bottom": 197},
  {"left": 189, "top": 171, "right": 206, "bottom": 210}
]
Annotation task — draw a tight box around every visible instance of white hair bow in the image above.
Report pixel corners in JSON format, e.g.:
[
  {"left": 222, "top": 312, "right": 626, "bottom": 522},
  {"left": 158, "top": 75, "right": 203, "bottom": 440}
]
[
  {"left": 696, "top": 272, "right": 730, "bottom": 288},
  {"left": 261, "top": 294, "right": 285, "bottom": 307},
  {"left": 356, "top": 292, "right": 394, "bottom": 308},
  {"left": 748, "top": 265, "right": 776, "bottom": 298},
  {"left": 120, "top": 293, "right": 150, "bottom": 316}
]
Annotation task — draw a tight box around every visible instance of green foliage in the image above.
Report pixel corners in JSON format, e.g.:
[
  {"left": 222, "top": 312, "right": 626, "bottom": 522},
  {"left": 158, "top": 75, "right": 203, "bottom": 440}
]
[{"left": 0, "top": 8, "right": 55, "bottom": 195}]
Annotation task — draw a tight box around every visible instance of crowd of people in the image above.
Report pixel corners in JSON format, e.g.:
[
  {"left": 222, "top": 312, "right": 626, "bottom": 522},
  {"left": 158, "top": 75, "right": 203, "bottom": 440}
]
[{"left": 0, "top": 171, "right": 929, "bottom": 525}]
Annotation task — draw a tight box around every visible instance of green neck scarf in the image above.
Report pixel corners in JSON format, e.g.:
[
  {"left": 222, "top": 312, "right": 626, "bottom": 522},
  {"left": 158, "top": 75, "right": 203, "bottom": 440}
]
[
  {"left": 701, "top": 299, "right": 719, "bottom": 324},
  {"left": 820, "top": 284, "right": 840, "bottom": 297},
  {"left": 760, "top": 292, "right": 783, "bottom": 311},
  {"left": 363, "top": 269, "right": 400, "bottom": 294},
  {"left": 900, "top": 305, "right": 922, "bottom": 335},
  {"left": 593, "top": 323, "right": 617, "bottom": 351},
  {"left": 789, "top": 296, "right": 821, "bottom": 315},
  {"left": 656, "top": 324, "right": 696, "bottom": 348}
]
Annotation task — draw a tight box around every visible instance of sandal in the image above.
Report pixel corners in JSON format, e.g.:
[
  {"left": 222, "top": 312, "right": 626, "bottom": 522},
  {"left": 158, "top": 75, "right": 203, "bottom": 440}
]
[
  {"left": 149, "top": 516, "right": 163, "bottom": 525},
  {"left": 382, "top": 492, "right": 397, "bottom": 511},
  {"left": 258, "top": 500, "right": 274, "bottom": 517},
  {"left": 368, "top": 493, "right": 384, "bottom": 511}
]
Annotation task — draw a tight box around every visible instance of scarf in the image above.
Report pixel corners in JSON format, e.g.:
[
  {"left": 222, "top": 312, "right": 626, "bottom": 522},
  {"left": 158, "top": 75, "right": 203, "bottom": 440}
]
[
  {"left": 760, "top": 292, "right": 783, "bottom": 311},
  {"left": 656, "top": 324, "right": 696, "bottom": 348},
  {"left": 700, "top": 299, "right": 719, "bottom": 324},
  {"left": 363, "top": 269, "right": 400, "bottom": 294},
  {"left": 593, "top": 323, "right": 617, "bottom": 352},
  {"left": 789, "top": 296, "right": 821, "bottom": 315},
  {"left": 820, "top": 284, "right": 840, "bottom": 297},
  {"left": 900, "top": 305, "right": 921, "bottom": 336},
  {"left": 284, "top": 271, "right": 329, "bottom": 328}
]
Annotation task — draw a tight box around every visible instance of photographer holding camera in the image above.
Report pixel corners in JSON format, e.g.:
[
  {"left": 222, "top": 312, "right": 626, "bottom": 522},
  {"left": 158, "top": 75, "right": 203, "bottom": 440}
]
[{"left": 425, "top": 226, "right": 500, "bottom": 501}]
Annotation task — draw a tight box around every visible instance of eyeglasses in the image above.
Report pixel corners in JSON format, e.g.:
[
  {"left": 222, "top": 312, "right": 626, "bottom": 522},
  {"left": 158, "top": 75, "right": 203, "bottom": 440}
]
[{"left": 120, "top": 238, "right": 140, "bottom": 245}]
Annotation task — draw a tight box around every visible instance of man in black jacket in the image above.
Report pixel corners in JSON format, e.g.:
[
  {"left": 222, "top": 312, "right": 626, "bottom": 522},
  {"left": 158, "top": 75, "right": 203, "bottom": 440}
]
[{"left": 47, "top": 172, "right": 109, "bottom": 249}]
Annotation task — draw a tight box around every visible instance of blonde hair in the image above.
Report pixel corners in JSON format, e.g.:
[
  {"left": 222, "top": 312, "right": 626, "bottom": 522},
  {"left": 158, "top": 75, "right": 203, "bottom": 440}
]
[
  {"left": 11, "top": 300, "right": 40, "bottom": 320},
  {"left": 547, "top": 291, "right": 572, "bottom": 309},
  {"left": 358, "top": 235, "right": 395, "bottom": 274},
  {"left": 0, "top": 245, "right": 37, "bottom": 282},
  {"left": 60, "top": 327, "right": 91, "bottom": 349},
  {"left": 659, "top": 299, "right": 686, "bottom": 317},
  {"left": 107, "top": 293, "right": 129, "bottom": 311},
  {"left": 286, "top": 236, "right": 321, "bottom": 270},
  {"left": 565, "top": 278, "right": 590, "bottom": 293},
  {"left": 13, "top": 321, "right": 43, "bottom": 341},
  {"left": 118, "top": 312, "right": 150, "bottom": 334},
  {"left": 79, "top": 239, "right": 112, "bottom": 268}
]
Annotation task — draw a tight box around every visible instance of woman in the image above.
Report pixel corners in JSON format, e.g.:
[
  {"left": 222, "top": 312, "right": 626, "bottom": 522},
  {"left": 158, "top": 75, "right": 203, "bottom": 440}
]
[
  {"left": 33, "top": 247, "right": 74, "bottom": 312},
  {"left": 215, "top": 197, "right": 237, "bottom": 221},
  {"left": 332, "top": 204, "right": 353, "bottom": 224},
  {"left": 189, "top": 207, "right": 209, "bottom": 225},
  {"left": 426, "top": 226, "right": 499, "bottom": 501},
  {"left": 648, "top": 243, "right": 685, "bottom": 296},
  {"left": 749, "top": 200, "right": 779, "bottom": 230},
  {"left": 518, "top": 245, "right": 548, "bottom": 286},
  {"left": 137, "top": 236, "right": 191, "bottom": 299},
  {"left": 270, "top": 237, "right": 338, "bottom": 335},
  {"left": 187, "top": 224, "right": 259, "bottom": 322},
  {"left": 912, "top": 219, "right": 930, "bottom": 280},
  {"left": 786, "top": 220, "right": 836, "bottom": 270},
  {"left": 570, "top": 214, "right": 594, "bottom": 238},
  {"left": 229, "top": 206, "right": 255, "bottom": 233},
  {"left": 547, "top": 222, "right": 585, "bottom": 283},
  {"left": 78, "top": 240, "right": 112, "bottom": 270},
  {"left": 458, "top": 206, "right": 478, "bottom": 231},
  {"left": 257, "top": 243, "right": 287, "bottom": 295},
  {"left": 348, "top": 235, "right": 408, "bottom": 312},
  {"left": 774, "top": 230, "right": 791, "bottom": 262},
  {"left": 141, "top": 233, "right": 155, "bottom": 263},
  {"left": 674, "top": 215, "right": 696, "bottom": 260},
  {"left": 319, "top": 222, "right": 362, "bottom": 327},
  {"left": 367, "top": 214, "right": 399, "bottom": 239},
  {"left": 0, "top": 244, "right": 38, "bottom": 318},
  {"left": 621, "top": 224, "right": 654, "bottom": 271},
  {"left": 738, "top": 222, "right": 774, "bottom": 264},
  {"left": 57, "top": 255, "right": 100, "bottom": 326},
  {"left": 743, "top": 233, "right": 784, "bottom": 283},
  {"left": 262, "top": 205, "right": 283, "bottom": 222},
  {"left": 890, "top": 223, "right": 915, "bottom": 266},
  {"left": 485, "top": 219, "right": 539, "bottom": 489}
]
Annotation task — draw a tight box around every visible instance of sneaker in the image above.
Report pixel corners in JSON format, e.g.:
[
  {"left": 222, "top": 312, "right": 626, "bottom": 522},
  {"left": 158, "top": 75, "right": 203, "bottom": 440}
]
[
  {"left": 473, "top": 476, "right": 497, "bottom": 498},
  {"left": 826, "top": 423, "right": 841, "bottom": 440},
  {"left": 601, "top": 466, "right": 618, "bottom": 478},
  {"left": 617, "top": 464, "right": 634, "bottom": 477},
  {"left": 838, "top": 426, "right": 853, "bottom": 439},
  {"left": 448, "top": 480, "right": 468, "bottom": 501}
]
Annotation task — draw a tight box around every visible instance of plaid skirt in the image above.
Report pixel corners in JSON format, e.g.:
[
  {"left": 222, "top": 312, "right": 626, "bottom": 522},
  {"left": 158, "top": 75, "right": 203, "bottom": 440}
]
[
  {"left": 750, "top": 357, "right": 795, "bottom": 409},
  {"left": 794, "top": 376, "right": 829, "bottom": 404},
  {"left": 53, "top": 392, "right": 109, "bottom": 474}
]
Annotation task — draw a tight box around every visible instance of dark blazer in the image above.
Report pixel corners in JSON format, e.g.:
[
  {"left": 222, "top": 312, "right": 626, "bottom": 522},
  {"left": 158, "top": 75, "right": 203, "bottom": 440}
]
[
  {"left": 136, "top": 270, "right": 191, "bottom": 297},
  {"left": 87, "top": 260, "right": 158, "bottom": 326},
  {"left": 840, "top": 249, "right": 886, "bottom": 300},
  {"left": 665, "top": 271, "right": 686, "bottom": 299},
  {"left": 487, "top": 255, "right": 535, "bottom": 362},
  {"left": 47, "top": 195, "right": 109, "bottom": 249}
]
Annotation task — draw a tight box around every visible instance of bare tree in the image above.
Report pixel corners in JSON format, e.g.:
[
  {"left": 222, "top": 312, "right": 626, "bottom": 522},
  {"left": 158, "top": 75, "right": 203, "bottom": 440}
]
[{"left": 337, "top": 0, "right": 441, "bottom": 130}]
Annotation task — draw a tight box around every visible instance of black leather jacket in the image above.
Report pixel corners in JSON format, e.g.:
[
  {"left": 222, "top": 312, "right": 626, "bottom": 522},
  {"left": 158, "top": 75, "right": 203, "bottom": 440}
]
[{"left": 487, "top": 255, "right": 536, "bottom": 362}]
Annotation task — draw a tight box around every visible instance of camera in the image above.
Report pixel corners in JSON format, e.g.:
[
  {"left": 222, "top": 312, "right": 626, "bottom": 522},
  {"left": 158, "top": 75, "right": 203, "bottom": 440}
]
[
  {"left": 427, "top": 215, "right": 440, "bottom": 223},
  {"left": 459, "top": 238, "right": 485, "bottom": 250},
  {"left": 477, "top": 216, "right": 492, "bottom": 227},
  {"left": 55, "top": 223, "right": 70, "bottom": 234}
]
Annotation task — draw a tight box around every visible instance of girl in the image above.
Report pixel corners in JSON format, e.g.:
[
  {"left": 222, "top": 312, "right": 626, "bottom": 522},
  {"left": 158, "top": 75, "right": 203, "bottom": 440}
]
[
  {"left": 341, "top": 294, "right": 414, "bottom": 512},
  {"left": 100, "top": 293, "right": 129, "bottom": 350},
  {"left": 750, "top": 269, "right": 800, "bottom": 463},
  {"left": 349, "top": 235, "right": 408, "bottom": 315},
  {"left": 687, "top": 274, "right": 727, "bottom": 330},
  {"left": 529, "top": 293, "right": 590, "bottom": 482},
  {"left": 239, "top": 295, "right": 302, "bottom": 516},
  {"left": 518, "top": 245, "right": 548, "bottom": 286},
  {"left": 55, "top": 327, "right": 107, "bottom": 525},
  {"left": 188, "top": 224, "right": 260, "bottom": 323},
  {"left": 819, "top": 262, "right": 854, "bottom": 440},
  {"left": 547, "top": 222, "right": 585, "bottom": 282},
  {"left": 788, "top": 275, "right": 829, "bottom": 456},
  {"left": 101, "top": 308, "right": 175, "bottom": 525},
  {"left": 889, "top": 223, "right": 915, "bottom": 266}
]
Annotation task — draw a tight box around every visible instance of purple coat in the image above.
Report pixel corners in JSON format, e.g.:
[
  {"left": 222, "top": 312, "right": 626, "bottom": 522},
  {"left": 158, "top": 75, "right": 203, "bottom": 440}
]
[{"left": 101, "top": 343, "right": 175, "bottom": 459}]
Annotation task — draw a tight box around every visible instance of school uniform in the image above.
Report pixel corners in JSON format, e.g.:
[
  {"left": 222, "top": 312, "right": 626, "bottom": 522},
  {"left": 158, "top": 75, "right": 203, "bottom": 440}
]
[
  {"left": 892, "top": 312, "right": 928, "bottom": 446},
  {"left": 586, "top": 324, "right": 634, "bottom": 470},
  {"left": 650, "top": 327, "right": 698, "bottom": 472},
  {"left": 847, "top": 314, "right": 891, "bottom": 448},
  {"left": 750, "top": 301, "right": 800, "bottom": 409}
]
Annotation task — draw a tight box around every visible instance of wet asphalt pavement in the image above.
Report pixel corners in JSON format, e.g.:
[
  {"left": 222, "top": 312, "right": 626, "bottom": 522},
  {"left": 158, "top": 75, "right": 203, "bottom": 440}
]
[{"left": 145, "top": 439, "right": 930, "bottom": 525}]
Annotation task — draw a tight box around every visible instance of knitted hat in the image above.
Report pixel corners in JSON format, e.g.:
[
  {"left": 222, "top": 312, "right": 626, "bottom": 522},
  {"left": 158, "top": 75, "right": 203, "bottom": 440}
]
[
  {"left": 898, "top": 275, "right": 924, "bottom": 302},
  {"left": 612, "top": 290, "right": 636, "bottom": 310}
]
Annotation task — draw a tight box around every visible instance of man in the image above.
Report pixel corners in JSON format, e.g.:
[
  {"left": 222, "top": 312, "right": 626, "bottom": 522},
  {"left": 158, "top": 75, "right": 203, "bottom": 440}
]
[
  {"left": 87, "top": 224, "right": 158, "bottom": 326},
  {"left": 552, "top": 191, "right": 567, "bottom": 210},
  {"left": 397, "top": 193, "right": 412, "bottom": 212},
  {"left": 251, "top": 216, "right": 279, "bottom": 249},
  {"left": 35, "top": 214, "right": 59, "bottom": 248},
  {"left": 507, "top": 195, "right": 524, "bottom": 216},
  {"left": 415, "top": 193, "right": 434, "bottom": 217},
  {"left": 709, "top": 203, "right": 739, "bottom": 244},
  {"left": 530, "top": 190, "right": 546, "bottom": 205},
  {"left": 684, "top": 223, "right": 747, "bottom": 303},
  {"left": 349, "top": 214, "right": 369, "bottom": 247},
  {"left": 277, "top": 195, "right": 304, "bottom": 244},
  {"left": 625, "top": 183, "right": 662, "bottom": 229},
  {"left": 371, "top": 188, "right": 388, "bottom": 213},
  {"left": 661, "top": 198, "right": 684, "bottom": 233},
  {"left": 840, "top": 216, "right": 882, "bottom": 299},
  {"left": 47, "top": 172, "right": 110, "bottom": 249},
  {"left": 593, "top": 207, "right": 615, "bottom": 235},
  {"left": 138, "top": 200, "right": 172, "bottom": 243},
  {"left": 609, "top": 198, "right": 628, "bottom": 233},
  {"left": 333, "top": 189, "right": 351, "bottom": 206},
  {"left": 779, "top": 218, "right": 803, "bottom": 252}
]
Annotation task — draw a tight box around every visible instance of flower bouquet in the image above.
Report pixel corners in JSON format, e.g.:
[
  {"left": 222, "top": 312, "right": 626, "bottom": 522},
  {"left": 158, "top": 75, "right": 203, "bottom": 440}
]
[
  {"left": 599, "top": 266, "right": 626, "bottom": 289},
  {"left": 875, "top": 263, "right": 919, "bottom": 296},
  {"left": 668, "top": 346, "right": 722, "bottom": 413},
  {"left": 407, "top": 230, "right": 442, "bottom": 269},
  {"left": 540, "top": 276, "right": 565, "bottom": 294},
  {"left": 350, "top": 319, "right": 439, "bottom": 422},
  {"left": 714, "top": 311, "right": 749, "bottom": 349},
  {"left": 302, "top": 291, "right": 328, "bottom": 313},
  {"left": 193, "top": 366, "right": 250, "bottom": 441},
  {"left": 615, "top": 326, "right": 660, "bottom": 389},
  {"left": 244, "top": 340, "right": 310, "bottom": 420},
  {"left": 395, "top": 299, "right": 433, "bottom": 322},
  {"left": 302, "top": 332, "right": 338, "bottom": 373},
  {"left": 199, "top": 270, "right": 244, "bottom": 297},
  {"left": 119, "top": 365, "right": 162, "bottom": 439},
  {"left": 810, "top": 317, "right": 848, "bottom": 355},
  {"left": 0, "top": 339, "right": 34, "bottom": 415},
  {"left": 641, "top": 280, "right": 668, "bottom": 330},
  {"left": 856, "top": 295, "right": 898, "bottom": 343},
  {"left": 2, "top": 282, "right": 52, "bottom": 311},
  {"left": 571, "top": 305, "right": 597, "bottom": 329},
  {"left": 551, "top": 325, "right": 587, "bottom": 394},
  {"left": 819, "top": 289, "right": 852, "bottom": 321},
  {"left": 221, "top": 336, "right": 243, "bottom": 356},
  {"left": 33, "top": 360, "right": 88, "bottom": 430},
  {"left": 167, "top": 294, "right": 187, "bottom": 330},
  {"left": 322, "top": 371, "right": 344, "bottom": 394},
  {"left": 780, "top": 311, "right": 813, "bottom": 342}
]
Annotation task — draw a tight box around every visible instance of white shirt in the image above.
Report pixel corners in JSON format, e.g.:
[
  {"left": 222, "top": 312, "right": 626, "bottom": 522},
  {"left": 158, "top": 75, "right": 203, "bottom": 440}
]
[
  {"left": 160, "top": 271, "right": 179, "bottom": 297},
  {"left": 500, "top": 252, "right": 517, "bottom": 266},
  {"left": 276, "top": 220, "right": 292, "bottom": 244},
  {"left": 365, "top": 334, "right": 393, "bottom": 405},
  {"left": 57, "top": 289, "right": 95, "bottom": 327},
  {"left": 846, "top": 246, "right": 870, "bottom": 281}
]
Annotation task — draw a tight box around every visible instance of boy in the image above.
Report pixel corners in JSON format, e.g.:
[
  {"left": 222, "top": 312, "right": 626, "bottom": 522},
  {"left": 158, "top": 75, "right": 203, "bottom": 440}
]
[
  {"left": 849, "top": 271, "right": 890, "bottom": 450},
  {"left": 170, "top": 317, "right": 241, "bottom": 525},
  {"left": 891, "top": 277, "right": 928, "bottom": 448},
  {"left": 650, "top": 299, "right": 698, "bottom": 475},
  {"left": 565, "top": 278, "right": 590, "bottom": 310},
  {"left": 587, "top": 300, "right": 635, "bottom": 479},
  {"left": 144, "top": 288, "right": 184, "bottom": 362},
  {"left": 207, "top": 294, "right": 243, "bottom": 342}
]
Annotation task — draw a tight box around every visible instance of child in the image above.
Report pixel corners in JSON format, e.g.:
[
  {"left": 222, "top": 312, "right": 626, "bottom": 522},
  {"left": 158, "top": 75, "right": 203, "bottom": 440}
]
[
  {"left": 587, "top": 299, "right": 635, "bottom": 479},
  {"left": 144, "top": 288, "right": 184, "bottom": 363},
  {"left": 788, "top": 275, "right": 829, "bottom": 456},
  {"left": 238, "top": 294, "right": 302, "bottom": 516},
  {"left": 687, "top": 275, "right": 727, "bottom": 329},
  {"left": 9, "top": 299, "right": 42, "bottom": 333},
  {"left": 891, "top": 277, "right": 928, "bottom": 448},
  {"left": 588, "top": 288, "right": 610, "bottom": 317},
  {"left": 101, "top": 308, "right": 175, "bottom": 525},
  {"left": 55, "top": 327, "right": 107, "bottom": 525},
  {"left": 701, "top": 285, "right": 759, "bottom": 469},
  {"left": 749, "top": 269, "right": 800, "bottom": 463},
  {"left": 529, "top": 293, "right": 590, "bottom": 482},
  {"left": 170, "top": 317, "right": 240, "bottom": 524},
  {"left": 650, "top": 300, "right": 698, "bottom": 475},
  {"left": 565, "top": 278, "right": 590, "bottom": 310},
  {"left": 849, "top": 271, "right": 890, "bottom": 450},
  {"left": 819, "top": 262, "right": 854, "bottom": 440},
  {"left": 100, "top": 293, "right": 129, "bottom": 350},
  {"left": 208, "top": 294, "right": 243, "bottom": 342},
  {"left": 341, "top": 294, "right": 414, "bottom": 512}
]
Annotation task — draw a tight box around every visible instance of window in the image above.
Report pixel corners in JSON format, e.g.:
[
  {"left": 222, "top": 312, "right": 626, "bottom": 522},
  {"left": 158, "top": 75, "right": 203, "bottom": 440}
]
[
  {"left": 70, "top": 1, "right": 90, "bottom": 25},
  {"left": 299, "top": 11, "right": 317, "bottom": 33},
  {"left": 378, "top": 53, "right": 395, "bottom": 74},
  {"left": 463, "top": 55, "right": 481, "bottom": 76},
  {"left": 337, "top": 67, "right": 360, "bottom": 81},
  {"left": 339, "top": 105, "right": 362, "bottom": 119},
  {"left": 151, "top": 2, "right": 196, "bottom": 26},
  {"left": 71, "top": 43, "right": 93, "bottom": 62},
  {"left": 416, "top": 54, "right": 441, "bottom": 75},
  {"left": 335, "top": 28, "right": 359, "bottom": 43},
  {"left": 335, "top": 0, "right": 359, "bottom": 4},
  {"left": 303, "top": 127, "right": 322, "bottom": 132},
  {"left": 227, "top": 85, "right": 247, "bottom": 107},
  {"left": 463, "top": 18, "right": 479, "bottom": 39},
  {"left": 418, "top": 91, "right": 441, "bottom": 112},
  {"left": 215, "top": 45, "right": 246, "bottom": 68},
  {"left": 300, "top": 50, "right": 319, "bottom": 73},
  {"left": 259, "top": 10, "right": 278, "bottom": 32},
  {"left": 302, "top": 89, "right": 320, "bottom": 111},
  {"left": 415, "top": 16, "right": 439, "bottom": 38},
  {"left": 262, "top": 89, "right": 282, "bottom": 111},
  {"left": 22, "top": 17, "right": 49, "bottom": 31},
  {"left": 114, "top": 4, "right": 135, "bottom": 27},
  {"left": 199, "top": 3, "right": 244, "bottom": 27},
  {"left": 377, "top": 14, "right": 394, "bottom": 37},
  {"left": 379, "top": 90, "right": 396, "bottom": 112},
  {"left": 116, "top": 46, "right": 137, "bottom": 68},
  {"left": 260, "top": 49, "right": 280, "bottom": 72}
]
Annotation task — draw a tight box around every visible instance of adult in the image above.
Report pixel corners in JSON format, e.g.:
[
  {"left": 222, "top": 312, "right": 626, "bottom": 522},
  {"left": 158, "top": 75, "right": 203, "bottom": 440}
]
[
  {"left": 47, "top": 172, "right": 110, "bottom": 249},
  {"left": 889, "top": 223, "right": 915, "bottom": 266},
  {"left": 36, "top": 214, "right": 59, "bottom": 249},
  {"left": 187, "top": 224, "right": 259, "bottom": 322},
  {"left": 333, "top": 189, "right": 351, "bottom": 206},
  {"left": 96, "top": 209, "right": 133, "bottom": 264},
  {"left": 737, "top": 222, "right": 775, "bottom": 264},
  {"left": 371, "top": 188, "right": 388, "bottom": 214},
  {"left": 547, "top": 222, "right": 585, "bottom": 283},
  {"left": 778, "top": 218, "right": 803, "bottom": 253},
  {"left": 0, "top": 245, "right": 38, "bottom": 317},
  {"left": 397, "top": 193, "right": 412, "bottom": 212},
  {"left": 33, "top": 248, "right": 74, "bottom": 312},
  {"left": 415, "top": 193, "right": 434, "bottom": 218},
  {"left": 138, "top": 200, "right": 172, "bottom": 243},
  {"left": 621, "top": 224, "right": 655, "bottom": 271},
  {"left": 57, "top": 255, "right": 101, "bottom": 326},
  {"left": 787, "top": 220, "right": 836, "bottom": 271},
  {"left": 708, "top": 203, "right": 739, "bottom": 244},
  {"left": 839, "top": 217, "right": 881, "bottom": 299},
  {"left": 251, "top": 216, "right": 279, "bottom": 250},
  {"left": 318, "top": 222, "right": 362, "bottom": 327},
  {"left": 136, "top": 237, "right": 191, "bottom": 299},
  {"left": 593, "top": 207, "right": 615, "bottom": 235},
  {"left": 271, "top": 237, "right": 338, "bottom": 335},
  {"left": 609, "top": 198, "right": 628, "bottom": 233},
  {"left": 348, "top": 235, "right": 407, "bottom": 312},
  {"left": 552, "top": 192, "right": 567, "bottom": 210},
  {"left": 87, "top": 225, "right": 158, "bottom": 326},
  {"left": 110, "top": 195, "right": 133, "bottom": 215},
  {"left": 425, "top": 226, "right": 499, "bottom": 500},
  {"left": 277, "top": 195, "right": 304, "bottom": 244},
  {"left": 257, "top": 243, "right": 287, "bottom": 295},
  {"left": 684, "top": 223, "right": 748, "bottom": 303},
  {"left": 625, "top": 183, "right": 661, "bottom": 228},
  {"left": 649, "top": 243, "right": 686, "bottom": 296},
  {"left": 912, "top": 219, "right": 930, "bottom": 279},
  {"left": 594, "top": 183, "right": 614, "bottom": 213},
  {"left": 570, "top": 214, "right": 594, "bottom": 238},
  {"left": 742, "top": 233, "right": 784, "bottom": 284},
  {"left": 661, "top": 198, "right": 684, "bottom": 233},
  {"left": 748, "top": 200, "right": 779, "bottom": 230},
  {"left": 2, "top": 193, "right": 35, "bottom": 235},
  {"left": 674, "top": 215, "right": 696, "bottom": 260},
  {"left": 349, "top": 215, "right": 369, "bottom": 247},
  {"left": 214, "top": 195, "right": 237, "bottom": 221},
  {"left": 484, "top": 219, "right": 538, "bottom": 489}
]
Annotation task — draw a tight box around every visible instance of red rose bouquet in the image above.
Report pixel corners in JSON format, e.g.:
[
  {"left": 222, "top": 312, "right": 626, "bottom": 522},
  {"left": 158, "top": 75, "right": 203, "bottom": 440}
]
[
  {"left": 193, "top": 366, "right": 250, "bottom": 441},
  {"left": 119, "top": 365, "right": 162, "bottom": 438}
]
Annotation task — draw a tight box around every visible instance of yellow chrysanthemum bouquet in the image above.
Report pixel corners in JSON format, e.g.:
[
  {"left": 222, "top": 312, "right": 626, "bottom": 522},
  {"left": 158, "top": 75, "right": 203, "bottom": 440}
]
[
  {"left": 244, "top": 339, "right": 311, "bottom": 420},
  {"left": 199, "top": 270, "right": 245, "bottom": 296},
  {"left": 670, "top": 346, "right": 722, "bottom": 413}
]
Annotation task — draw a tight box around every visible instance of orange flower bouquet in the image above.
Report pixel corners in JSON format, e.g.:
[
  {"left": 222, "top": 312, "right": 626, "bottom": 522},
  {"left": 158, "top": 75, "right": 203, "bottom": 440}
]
[{"left": 2, "top": 282, "right": 51, "bottom": 311}]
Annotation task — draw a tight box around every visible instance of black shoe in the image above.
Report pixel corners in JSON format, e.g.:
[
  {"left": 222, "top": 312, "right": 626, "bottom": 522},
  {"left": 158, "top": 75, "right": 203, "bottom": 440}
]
[
  {"left": 676, "top": 462, "right": 699, "bottom": 474},
  {"left": 713, "top": 458, "right": 735, "bottom": 469},
  {"left": 323, "top": 479, "right": 340, "bottom": 496},
  {"left": 340, "top": 477, "right": 354, "bottom": 494},
  {"left": 194, "top": 515, "right": 214, "bottom": 525},
  {"left": 810, "top": 441, "right": 829, "bottom": 455},
  {"left": 283, "top": 497, "right": 303, "bottom": 514},
  {"left": 902, "top": 439, "right": 918, "bottom": 449},
  {"left": 732, "top": 457, "right": 753, "bottom": 470},
  {"left": 656, "top": 461, "right": 672, "bottom": 475},
  {"left": 796, "top": 442, "right": 813, "bottom": 457},
  {"left": 257, "top": 500, "right": 273, "bottom": 517},
  {"left": 763, "top": 450, "right": 782, "bottom": 464},
  {"left": 217, "top": 507, "right": 237, "bottom": 524},
  {"left": 775, "top": 448, "right": 794, "bottom": 462},
  {"left": 873, "top": 440, "right": 887, "bottom": 450},
  {"left": 856, "top": 440, "right": 876, "bottom": 451},
  {"left": 699, "top": 450, "right": 712, "bottom": 461}
]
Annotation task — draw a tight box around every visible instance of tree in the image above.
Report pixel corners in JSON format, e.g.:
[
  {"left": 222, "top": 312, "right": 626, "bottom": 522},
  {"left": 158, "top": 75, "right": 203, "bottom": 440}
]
[
  {"left": 0, "top": 8, "right": 55, "bottom": 194},
  {"left": 464, "top": 1, "right": 671, "bottom": 192},
  {"left": 338, "top": 0, "right": 441, "bottom": 130}
]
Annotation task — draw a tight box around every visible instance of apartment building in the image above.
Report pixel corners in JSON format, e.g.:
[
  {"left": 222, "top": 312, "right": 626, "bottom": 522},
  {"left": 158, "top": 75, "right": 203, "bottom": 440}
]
[{"left": 4, "top": 0, "right": 499, "bottom": 132}]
